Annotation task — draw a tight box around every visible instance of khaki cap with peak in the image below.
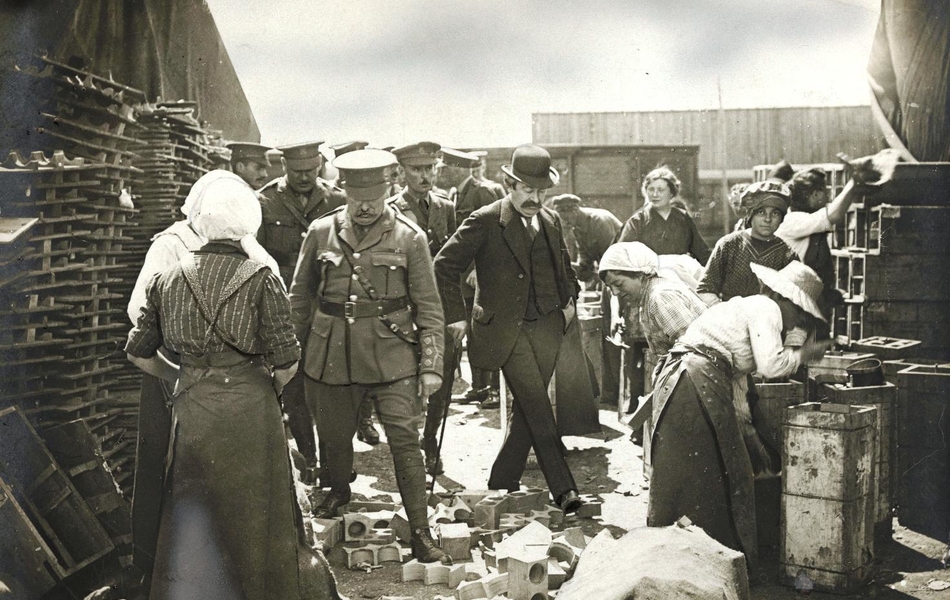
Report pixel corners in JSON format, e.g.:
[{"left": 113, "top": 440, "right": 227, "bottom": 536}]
[
  {"left": 330, "top": 141, "right": 369, "bottom": 157},
  {"left": 278, "top": 141, "right": 324, "bottom": 170},
  {"left": 392, "top": 142, "right": 441, "bottom": 166},
  {"left": 226, "top": 142, "right": 273, "bottom": 167},
  {"left": 440, "top": 148, "right": 479, "bottom": 169},
  {"left": 333, "top": 149, "right": 398, "bottom": 201}
]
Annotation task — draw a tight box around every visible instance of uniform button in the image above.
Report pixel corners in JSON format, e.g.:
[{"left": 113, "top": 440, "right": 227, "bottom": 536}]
[
  {"left": 276, "top": 220, "right": 281, "bottom": 225},
  {"left": 353, "top": 252, "right": 361, "bottom": 259},
  {"left": 301, "top": 232, "right": 306, "bottom": 238},
  {"left": 390, "top": 266, "right": 396, "bottom": 271},
  {"left": 352, "top": 274, "right": 359, "bottom": 280},
  {"left": 347, "top": 318, "right": 356, "bottom": 324},
  {"left": 224, "top": 377, "right": 230, "bottom": 383},
  {"left": 518, "top": 274, "right": 524, "bottom": 279},
  {"left": 427, "top": 229, "right": 433, "bottom": 233},
  {"left": 349, "top": 295, "right": 358, "bottom": 301}
]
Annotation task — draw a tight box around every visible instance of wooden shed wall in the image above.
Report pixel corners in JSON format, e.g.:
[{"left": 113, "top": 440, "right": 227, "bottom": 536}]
[{"left": 532, "top": 106, "right": 886, "bottom": 172}]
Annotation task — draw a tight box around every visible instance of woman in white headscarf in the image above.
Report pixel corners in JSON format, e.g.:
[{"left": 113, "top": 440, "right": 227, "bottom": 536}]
[
  {"left": 647, "top": 261, "right": 832, "bottom": 572},
  {"left": 125, "top": 171, "right": 341, "bottom": 600}
]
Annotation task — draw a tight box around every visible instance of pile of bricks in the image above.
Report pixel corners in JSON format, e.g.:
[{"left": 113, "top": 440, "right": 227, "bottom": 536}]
[{"left": 312, "top": 489, "right": 604, "bottom": 599}]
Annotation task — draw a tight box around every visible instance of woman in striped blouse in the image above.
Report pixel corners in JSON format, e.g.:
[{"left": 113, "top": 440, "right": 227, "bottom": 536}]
[{"left": 125, "top": 171, "right": 341, "bottom": 600}]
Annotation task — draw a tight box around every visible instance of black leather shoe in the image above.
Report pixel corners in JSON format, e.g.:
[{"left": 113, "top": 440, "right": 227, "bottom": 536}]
[
  {"left": 313, "top": 490, "right": 351, "bottom": 518},
  {"left": 559, "top": 490, "right": 583, "bottom": 515},
  {"left": 411, "top": 527, "right": 452, "bottom": 564},
  {"left": 357, "top": 416, "right": 381, "bottom": 446},
  {"left": 451, "top": 386, "right": 490, "bottom": 405},
  {"left": 478, "top": 391, "right": 501, "bottom": 410}
]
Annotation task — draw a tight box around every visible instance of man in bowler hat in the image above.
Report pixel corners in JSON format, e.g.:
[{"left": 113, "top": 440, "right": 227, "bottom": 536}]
[{"left": 434, "top": 144, "right": 583, "bottom": 514}]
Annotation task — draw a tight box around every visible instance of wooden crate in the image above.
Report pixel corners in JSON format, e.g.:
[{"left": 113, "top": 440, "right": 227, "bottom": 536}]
[
  {"left": 819, "top": 383, "right": 897, "bottom": 540},
  {"left": 41, "top": 420, "right": 133, "bottom": 563},
  {"left": 0, "top": 407, "right": 113, "bottom": 576},
  {"left": 895, "top": 365, "right": 950, "bottom": 537},
  {"left": 781, "top": 403, "right": 875, "bottom": 594},
  {"left": 0, "top": 475, "right": 61, "bottom": 597}
]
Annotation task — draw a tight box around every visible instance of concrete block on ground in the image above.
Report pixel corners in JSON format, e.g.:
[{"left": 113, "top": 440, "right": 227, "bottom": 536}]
[
  {"left": 548, "top": 538, "right": 581, "bottom": 571},
  {"left": 547, "top": 558, "right": 567, "bottom": 589},
  {"left": 454, "top": 580, "right": 488, "bottom": 600},
  {"left": 575, "top": 494, "right": 603, "bottom": 519},
  {"left": 402, "top": 559, "right": 426, "bottom": 582},
  {"left": 344, "top": 511, "right": 394, "bottom": 540},
  {"left": 553, "top": 527, "right": 587, "bottom": 549},
  {"left": 344, "top": 545, "right": 376, "bottom": 569},
  {"left": 498, "top": 512, "right": 529, "bottom": 533},
  {"left": 457, "top": 489, "right": 495, "bottom": 510},
  {"left": 344, "top": 541, "right": 403, "bottom": 568},
  {"left": 439, "top": 523, "right": 473, "bottom": 561},
  {"left": 474, "top": 494, "right": 511, "bottom": 529},
  {"left": 508, "top": 551, "right": 549, "bottom": 600},
  {"left": 347, "top": 500, "right": 399, "bottom": 512},
  {"left": 470, "top": 527, "right": 505, "bottom": 549},
  {"left": 313, "top": 517, "right": 343, "bottom": 549},
  {"left": 530, "top": 505, "right": 564, "bottom": 530}
]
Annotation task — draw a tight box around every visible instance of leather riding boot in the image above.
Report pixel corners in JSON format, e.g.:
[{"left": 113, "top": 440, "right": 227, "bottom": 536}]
[
  {"left": 356, "top": 399, "right": 381, "bottom": 445},
  {"left": 411, "top": 527, "right": 452, "bottom": 564},
  {"left": 313, "top": 488, "right": 351, "bottom": 519}
]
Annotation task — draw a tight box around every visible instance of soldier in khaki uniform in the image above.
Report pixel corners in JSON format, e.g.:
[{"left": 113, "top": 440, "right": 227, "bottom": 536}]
[
  {"left": 389, "top": 142, "right": 458, "bottom": 475},
  {"left": 258, "top": 141, "right": 351, "bottom": 483},
  {"left": 226, "top": 142, "right": 273, "bottom": 188},
  {"left": 290, "top": 149, "right": 451, "bottom": 564}
]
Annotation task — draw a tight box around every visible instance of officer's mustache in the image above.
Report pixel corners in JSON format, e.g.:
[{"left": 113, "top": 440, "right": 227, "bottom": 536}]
[{"left": 522, "top": 201, "right": 541, "bottom": 208}]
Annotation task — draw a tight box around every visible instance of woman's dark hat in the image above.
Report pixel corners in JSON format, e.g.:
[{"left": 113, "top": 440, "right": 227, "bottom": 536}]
[{"left": 500, "top": 145, "right": 560, "bottom": 189}]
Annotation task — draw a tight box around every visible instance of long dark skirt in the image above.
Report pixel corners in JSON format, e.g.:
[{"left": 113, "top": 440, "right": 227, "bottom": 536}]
[
  {"left": 149, "top": 359, "right": 339, "bottom": 600},
  {"left": 646, "top": 350, "right": 758, "bottom": 570}
]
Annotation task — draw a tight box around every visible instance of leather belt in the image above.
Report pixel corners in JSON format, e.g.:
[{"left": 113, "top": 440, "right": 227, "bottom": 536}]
[{"left": 319, "top": 296, "right": 410, "bottom": 319}]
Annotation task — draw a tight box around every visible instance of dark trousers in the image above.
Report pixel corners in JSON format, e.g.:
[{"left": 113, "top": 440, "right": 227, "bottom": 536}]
[
  {"left": 282, "top": 372, "right": 316, "bottom": 462},
  {"left": 422, "top": 334, "right": 458, "bottom": 456},
  {"left": 487, "top": 310, "right": 577, "bottom": 501},
  {"left": 305, "top": 376, "right": 429, "bottom": 528},
  {"left": 131, "top": 373, "right": 173, "bottom": 577},
  {"left": 600, "top": 288, "right": 621, "bottom": 403}
]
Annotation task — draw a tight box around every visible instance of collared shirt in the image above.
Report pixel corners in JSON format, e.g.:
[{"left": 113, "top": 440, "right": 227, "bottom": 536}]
[
  {"left": 618, "top": 204, "right": 711, "bottom": 264},
  {"left": 679, "top": 295, "right": 802, "bottom": 379},
  {"left": 776, "top": 208, "right": 833, "bottom": 260},
  {"left": 126, "top": 242, "right": 299, "bottom": 368},
  {"left": 638, "top": 276, "right": 706, "bottom": 356},
  {"left": 522, "top": 215, "right": 539, "bottom": 236}
]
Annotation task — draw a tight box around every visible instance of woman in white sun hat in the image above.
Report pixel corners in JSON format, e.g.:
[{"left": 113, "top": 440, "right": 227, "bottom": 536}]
[{"left": 646, "top": 260, "right": 832, "bottom": 572}]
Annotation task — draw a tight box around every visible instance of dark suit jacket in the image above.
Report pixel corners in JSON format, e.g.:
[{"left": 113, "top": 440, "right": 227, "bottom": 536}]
[{"left": 434, "top": 197, "right": 579, "bottom": 370}]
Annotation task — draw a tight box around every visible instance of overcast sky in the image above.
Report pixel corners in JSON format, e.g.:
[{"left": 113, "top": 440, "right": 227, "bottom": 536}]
[{"left": 205, "top": 0, "right": 881, "bottom": 149}]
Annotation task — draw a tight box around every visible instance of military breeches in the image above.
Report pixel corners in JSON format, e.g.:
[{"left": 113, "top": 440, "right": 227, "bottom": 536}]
[
  {"left": 281, "top": 371, "right": 316, "bottom": 461},
  {"left": 305, "top": 376, "right": 429, "bottom": 528}
]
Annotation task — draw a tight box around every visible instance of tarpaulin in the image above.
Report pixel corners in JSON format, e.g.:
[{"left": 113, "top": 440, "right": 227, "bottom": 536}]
[
  {"left": 868, "top": 1, "right": 950, "bottom": 161},
  {"left": 0, "top": 0, "right": 259, "bottom": 149}
]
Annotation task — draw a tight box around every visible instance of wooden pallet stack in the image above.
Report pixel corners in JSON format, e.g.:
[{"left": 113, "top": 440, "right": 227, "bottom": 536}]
[
  {"left": 829, "top": 164, "right": 950, "bottom": 356},
  {"left": 113, "top": 101, "right": 219, "bottom": 392},
  {"left": 2, "top": 56, "right": 148, "bottom": 495}
]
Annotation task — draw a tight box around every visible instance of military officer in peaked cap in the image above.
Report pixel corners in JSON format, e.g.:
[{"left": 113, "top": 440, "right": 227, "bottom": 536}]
[
  {"left": 389, "top": 142, "right": 459, "bottom": 475},
  {"left": 258, "top": 141, "right": 348, "bottom": 484},
  {"left": 328, "top": 141, "right": 370, "bottom": 188},
  {"left": 226, "top": 142, "right": 273, "bottom": 189},
  {"left": 442, "top": 148, "right": 503, "bottom": 406},
  {"left": 289, "top": 149, "right": 451, "bottom": 564}
]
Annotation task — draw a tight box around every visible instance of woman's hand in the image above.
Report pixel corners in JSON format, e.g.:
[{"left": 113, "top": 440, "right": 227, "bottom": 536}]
[
  {"left": 274, "top": 363, "right": 298, "bottom": 396},
  {"left": 799, "top": 338, "right": 834, "bottom": 365}
]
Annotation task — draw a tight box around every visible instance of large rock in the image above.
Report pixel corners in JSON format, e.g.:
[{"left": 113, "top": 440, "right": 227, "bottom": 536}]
[{"left": 557, "top": 524, "right": 750, "bottom": 600}]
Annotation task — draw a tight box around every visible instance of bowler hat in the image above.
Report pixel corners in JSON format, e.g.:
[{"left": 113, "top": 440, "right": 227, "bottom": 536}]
[
  {"left": 501, "top": 145, "right": 559, "bottom": 189},
  {"left": 278, "top": 141, "right": 324, "bottom": 171}
]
